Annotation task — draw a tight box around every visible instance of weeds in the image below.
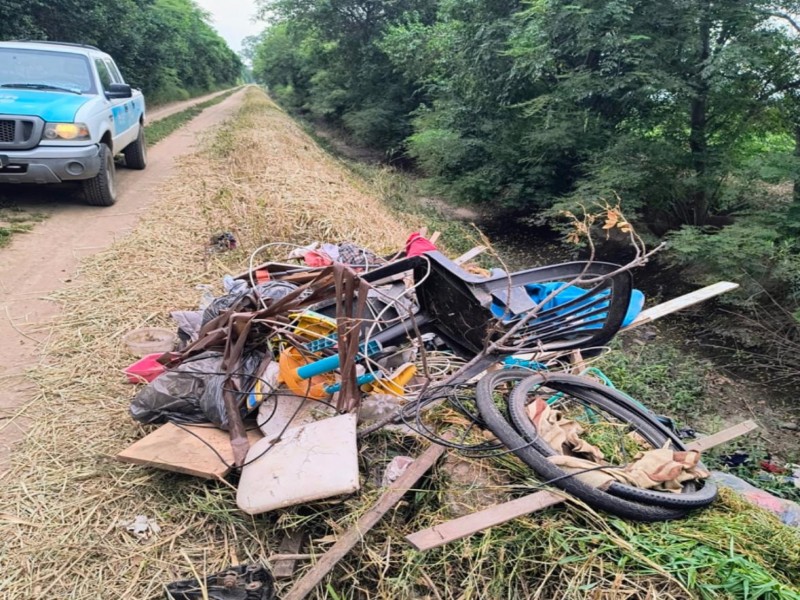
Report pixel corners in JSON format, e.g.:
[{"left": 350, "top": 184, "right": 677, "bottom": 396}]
[
  {"left": 356, "top": 165, "right": 481, "bottom": 257},
  {"left": 596, "top": 337, "right": 709, "bottom": 425}
]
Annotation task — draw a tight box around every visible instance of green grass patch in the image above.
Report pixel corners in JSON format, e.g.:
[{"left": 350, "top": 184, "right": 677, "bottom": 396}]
[
  {"left": 145, "top": 87, "right": 240, "bottom": 145},
  {"left": 0, "top": 204, "right": 46, "bottom": 248},
  {"left": 355, "top": 165, "right": 482, "bottom": 257},
  {"left": 596, "top": 337, "right": 709, "bottom": 425}
]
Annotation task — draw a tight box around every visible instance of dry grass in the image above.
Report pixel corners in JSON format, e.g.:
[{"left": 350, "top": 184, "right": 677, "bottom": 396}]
[
  {"left": 196, "top": 92, "right": 413, "bottom": 256},
  {"left": 0, "top": 88, "right": 414, "bottom": 599},
  {"left": 1, "top": 87, "right": 799, "bottom": 600}
]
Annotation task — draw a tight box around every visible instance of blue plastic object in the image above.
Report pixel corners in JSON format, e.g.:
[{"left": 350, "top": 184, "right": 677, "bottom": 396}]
[
  {"left": 324, "top": 373, "right": 378, "bottom": 394},
  {"left": 305, "top": 334, "right": 339, "bottom": 354},
  {"left": 502, "top": 357, "right": 548, "bottom": 370},
  {"left": 491, "top": 282, "right": 644, "bottom": 328},
  {"left": 295, "top": 340, "right": 381, "bottom": 379}
]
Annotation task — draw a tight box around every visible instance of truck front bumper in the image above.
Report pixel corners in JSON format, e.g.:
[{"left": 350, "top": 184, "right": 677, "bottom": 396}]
[{"left": 0, "top": 144, "right": 102, "bottom": 184}]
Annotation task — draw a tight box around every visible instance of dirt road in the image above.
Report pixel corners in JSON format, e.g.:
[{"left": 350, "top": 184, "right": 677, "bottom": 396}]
[
  {"left": 146, "top": 87, "right": 236, "bottom": 122},
  {"left": 0, "top": 87, "right": 247, "bottom": 470}
]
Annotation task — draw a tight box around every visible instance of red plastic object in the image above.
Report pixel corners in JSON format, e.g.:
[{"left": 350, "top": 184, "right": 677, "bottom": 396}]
[
  {"left": 303, "top": 250, "right": 333, "bottom": 267},
  {"left": 124, "top": 353, "right": 170, "bottom": 383},
  {"left": 405, "top": 232, "right": 438, "bottom": 257}
]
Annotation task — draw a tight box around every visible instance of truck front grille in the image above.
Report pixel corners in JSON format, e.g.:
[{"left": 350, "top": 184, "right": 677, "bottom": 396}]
[
  {"left": 0, "top": 116, "right": 43, "bottom": 150},
  {"left": 0, "top": 120, "right": 15, "bottom": 143}
]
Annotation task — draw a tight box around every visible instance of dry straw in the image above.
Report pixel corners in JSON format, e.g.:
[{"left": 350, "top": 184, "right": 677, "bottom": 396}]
[{"left": 0, "top": 88, "right": 798, "bottom": 600}]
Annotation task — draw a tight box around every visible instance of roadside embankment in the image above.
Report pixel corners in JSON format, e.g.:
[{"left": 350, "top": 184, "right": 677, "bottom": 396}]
[{"left": 0, "top": 88, "right": 798, "bottom": 600}]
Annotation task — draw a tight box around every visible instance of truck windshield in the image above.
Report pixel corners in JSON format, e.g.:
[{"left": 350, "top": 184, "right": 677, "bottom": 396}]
[{"left": 0, "top": 48, "right": 96, "bottom": 94}]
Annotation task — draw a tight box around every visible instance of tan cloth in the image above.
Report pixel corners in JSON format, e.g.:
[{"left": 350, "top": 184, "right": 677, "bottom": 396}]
[
  {"left": 527, "top": 397, "right": 708, "bottom": 491},
  {"left": 527, "top": 397, "right": 605, "bottom": 462},
  {"left": 549, "top": 448, "right": 709, "bottom": 492}
]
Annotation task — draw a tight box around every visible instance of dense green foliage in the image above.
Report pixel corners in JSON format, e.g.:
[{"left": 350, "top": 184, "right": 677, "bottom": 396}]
[
  {"left": 0, "top": 0, "right": 242, "bottom": 104},
  {"left": 252, "top": 0, "right": 800, "bottom": 218},
  {"left": 253, "top": 0, "right": 800, "bottom": 356},
  {"left": 253, "top": 0, "right": 435, "bottom": 148}
]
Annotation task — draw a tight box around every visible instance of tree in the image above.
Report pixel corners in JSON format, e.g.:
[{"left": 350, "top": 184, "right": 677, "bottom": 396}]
[
  {"left": 252, "top": 0, "right": 800, "bottom": 230},
  {"left": 253, "top": 0, "right": 435, "bottom": 147},
  {"left": 0, "top": 0, "right": 242, "bottom": 102},
  {"left": 507, "top": 0, "right": 800, "bottom": 226}
]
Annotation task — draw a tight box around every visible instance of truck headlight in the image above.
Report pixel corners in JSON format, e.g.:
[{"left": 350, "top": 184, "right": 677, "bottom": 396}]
[{"left": 43, "top": 123, "right": 91, "bottom": 141}]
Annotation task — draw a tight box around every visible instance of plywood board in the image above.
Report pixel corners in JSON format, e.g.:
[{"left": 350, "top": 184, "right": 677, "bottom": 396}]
[{"left": 116, "top": 423, "right": 262, "bottom": 479}]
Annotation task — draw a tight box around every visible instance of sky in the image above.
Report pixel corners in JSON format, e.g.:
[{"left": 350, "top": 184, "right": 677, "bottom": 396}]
[{"left": 195, "top": 0, "right": 264, "bottom": 54}]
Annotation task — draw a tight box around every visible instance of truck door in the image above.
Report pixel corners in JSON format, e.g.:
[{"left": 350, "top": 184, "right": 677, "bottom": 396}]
[
  {"left": 105, "top": 58, "right": 139, "bottom": 137},
  {"left": 95, "top": 58, "right": 130, "bottom": 149}
]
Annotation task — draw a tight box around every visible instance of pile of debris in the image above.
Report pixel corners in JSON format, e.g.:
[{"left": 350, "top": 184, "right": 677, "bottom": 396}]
[{"left": 114, "top": 231, "right": 758, "bottom": 599}]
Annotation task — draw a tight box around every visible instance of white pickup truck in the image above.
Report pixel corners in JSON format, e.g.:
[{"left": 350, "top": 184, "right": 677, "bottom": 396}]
[{"left": 0, "top": 40, "right": 146, "bottom": 206}]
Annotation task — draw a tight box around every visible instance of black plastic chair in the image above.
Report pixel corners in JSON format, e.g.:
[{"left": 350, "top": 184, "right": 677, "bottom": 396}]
[{"left": 358, "top": 251, "right": 632, "bottom": 379}]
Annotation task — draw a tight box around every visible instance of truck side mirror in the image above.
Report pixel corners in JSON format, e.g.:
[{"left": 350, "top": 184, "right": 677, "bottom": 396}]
[{"left": 106, "top": 83, "right": 132, "bottom": 99}]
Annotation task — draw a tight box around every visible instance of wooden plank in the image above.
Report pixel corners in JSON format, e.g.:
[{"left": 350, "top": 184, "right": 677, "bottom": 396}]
[
  {"left": 405, "top": 420, "right": 758, "bottom": 551},
  {"left": 271, "top": 530, "right": 306, "bottom": 579},
  {"left": 622, "top": 281, "right": 739, "bottom": 331},
  {"left": 453, "top": 245, "right": 488, "bottom": 265},
  {"left": 429, "top": 231, "right": 442, "bottom": 245},
  {"left": 283, "top": 441, "right": 446, "bottom": 600},
  {"left": 685, "top": 420, "right": 758, "bottom": 453},
  {"left": 116, "top": 423, "right": 262, "bottom": 479},
  {"left": 406, "top": 490, "right": 564, "bottom": 551}
]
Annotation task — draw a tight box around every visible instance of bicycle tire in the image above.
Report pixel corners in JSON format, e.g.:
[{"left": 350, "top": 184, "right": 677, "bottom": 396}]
[
  {"left": 507, "top": 373, "right": 717, "bottom": 510},
  {"left": 475, "top": 369, "right": 688, "bottom": 521}
]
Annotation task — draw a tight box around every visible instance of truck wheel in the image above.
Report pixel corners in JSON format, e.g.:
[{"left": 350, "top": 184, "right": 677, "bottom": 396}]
[
  {"left": 123, "top": 126, "right": 147, "bottom": 170},
  {"left": 83, "top": 143, "right": 117, "bottom": 206}
]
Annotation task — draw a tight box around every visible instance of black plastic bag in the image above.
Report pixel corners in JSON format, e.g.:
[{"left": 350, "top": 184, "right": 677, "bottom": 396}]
[
  {"left": 202, "top": 281, "right": 297, "bottom": 326},
  {"left": 130, "top": 351, "right": 264, "bottom": 429}
]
